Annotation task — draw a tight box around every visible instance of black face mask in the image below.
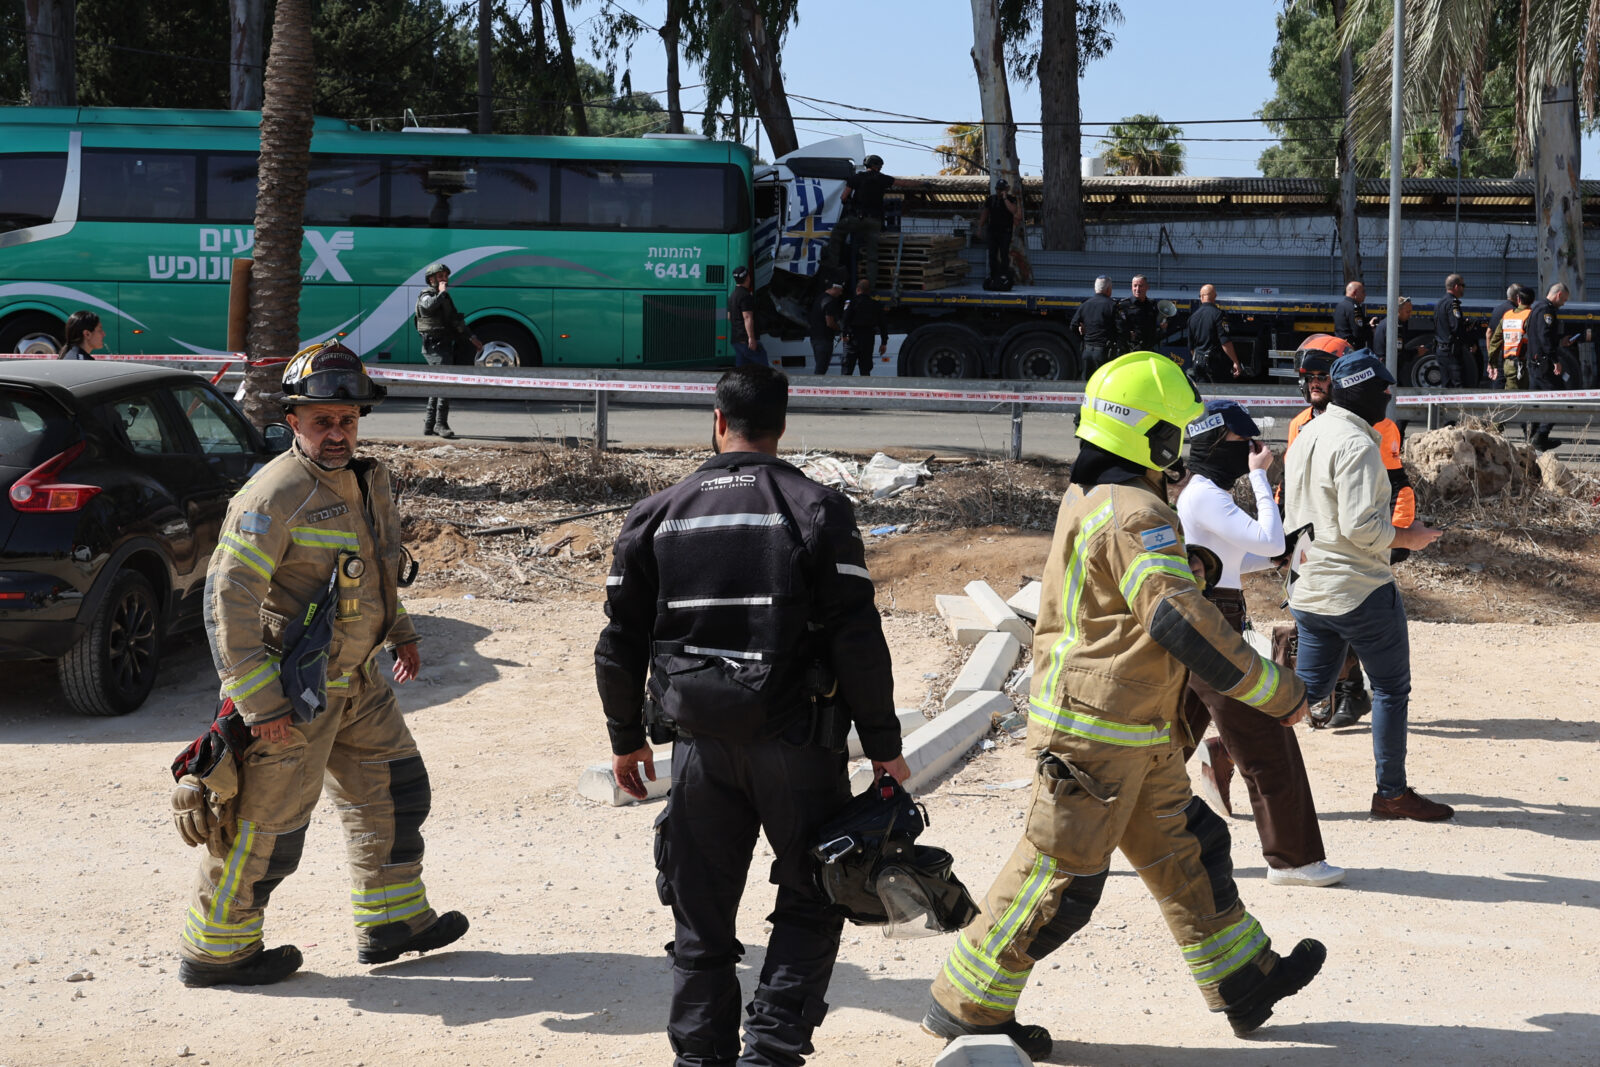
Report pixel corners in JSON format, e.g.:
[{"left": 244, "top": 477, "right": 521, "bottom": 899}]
[
  {"left": 1334, "top": 385, "right": 1390, "bottom": 426},
  {"left": 1189, "top": 437, "right": 1252, "bottom": 490}
]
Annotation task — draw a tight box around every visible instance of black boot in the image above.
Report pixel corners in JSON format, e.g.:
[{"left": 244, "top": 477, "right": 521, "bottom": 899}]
[
  {"left": 920, "top": 997, "right": 1052, "bottom": 1061},
  {"left": 1222, "top": 939, "right": 1326, "bottom": 1037},
  {"left": 359, "top": 910, "right": 469, "bottom": 965},
  {"left": 1328, "top": 679, "right": 1371, "bottom": 728},
  {"left": 434, "top": 399, "right": 457, "bottom": 440},
  {"left": 423, "top": 397, "right": 438, "bottom": 436},
  {"left": 179, "top": 945, "right": 303, "bottom": 988}
]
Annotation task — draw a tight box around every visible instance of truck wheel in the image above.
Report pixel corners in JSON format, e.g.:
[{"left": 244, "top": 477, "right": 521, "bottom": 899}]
[
  {"left": 58, "top": 570, "right": 163, "bottom": 716},
  {"left": 1002, "top": 331, "right": 1073, "bottom": 380},
  {"left": 1406, "top": 352, "right": 1444, "bottom": 389},
  {"left": 905, "top": 326, "right": 979, "bottom": 379}
]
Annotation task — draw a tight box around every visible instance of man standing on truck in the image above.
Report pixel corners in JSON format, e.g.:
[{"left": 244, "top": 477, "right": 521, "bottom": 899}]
[
  {"left": 977, "top": 179, "right": 1023, "bottom": 288},
  {"left": 1118, "top": 274, "right": 1168, "bottom": 354},
  {"left": 1187, "top": 285, "right": 1243, "bottom": 382},
  {"left": 1433, "top": 274, "right": 1471, "bottom": 388},
  {"left": 808, "top": 280, "right": 846, "bottom": 375},
  {"left": 1333, "top": 281, "right": 1372, "bottom": 351},
  {"left": 829, "top": 155, "right": 895, "bottom": 287},
  {"left": 1071, "top": 277, "right": 1120, "bottom": 378}
]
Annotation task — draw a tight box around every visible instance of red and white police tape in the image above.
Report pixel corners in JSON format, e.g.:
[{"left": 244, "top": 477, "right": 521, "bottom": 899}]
[{"left": 4, "top": 352, "right": 1597, "bottom": 408}]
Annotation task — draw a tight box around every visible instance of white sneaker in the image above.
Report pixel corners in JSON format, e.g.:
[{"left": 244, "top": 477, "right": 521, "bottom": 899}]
[{"left": 1267, "top": 860, "right": 1347, "bottom": 888}]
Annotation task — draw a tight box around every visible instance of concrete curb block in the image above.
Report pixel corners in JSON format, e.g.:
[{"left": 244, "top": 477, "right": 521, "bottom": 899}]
[
  {"left": 1006, "top": 580, "right": 1042, "bottom": 622},
  {"left": 945, "top": 631, "right": 1022, "bottom": 709},
  {"left": 1006, "top": 660, "right": 1034, "bottom": 697},
  {"left": 853, "top": 690, "right": 1010, "bottom": 794},
  {"left": 964, "top": 580, "right": 1032, "bottom": 642},
  {"left": 935, "top": 594, "right": 992, "bottom": 646},
  {"left": 933, "top": 1033, "right": 1032, "bottom": 1066},
  {"left": 580, "top": 709, "right": 928, "bottom": 806}
]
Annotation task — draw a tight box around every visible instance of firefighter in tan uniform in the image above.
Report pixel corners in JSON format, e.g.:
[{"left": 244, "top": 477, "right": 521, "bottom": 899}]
[
  {"left": 172, "top": 343, "right": 468, "bottom": 987},
  {"left": 922, "top": 352, "right": 1326, "bottom": 1056}
]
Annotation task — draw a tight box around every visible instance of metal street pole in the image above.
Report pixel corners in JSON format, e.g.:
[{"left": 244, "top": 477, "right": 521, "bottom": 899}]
[{"left": 1386, "top": 0, "right": 1405, "bottom": 381}]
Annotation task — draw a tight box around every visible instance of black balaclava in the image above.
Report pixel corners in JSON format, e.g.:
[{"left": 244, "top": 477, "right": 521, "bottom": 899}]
[
  {"left": 1187, "top": 426, "right": 1252, "bottom": 490},
  {"left": 1330, "top": 358, "right": 1394, "bottom": 427}
]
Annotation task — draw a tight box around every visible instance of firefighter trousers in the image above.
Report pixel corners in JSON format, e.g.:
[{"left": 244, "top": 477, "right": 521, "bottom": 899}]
[
  {"left": 653, "top": 731, "right": 851, "bottom": 1067},
  {"left": 931, "top": 744, "right": 1281, "bottom": 1026},
  {"left": 179, "top": 665, "right": 438, "bottom": 964}
]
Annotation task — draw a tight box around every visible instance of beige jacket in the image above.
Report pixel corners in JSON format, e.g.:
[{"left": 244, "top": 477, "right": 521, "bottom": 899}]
[
  {"left": 203, "top": 442, "right": 417, "bottom": 725},
  {"left": 1283, "top": 403, "right": 1396, "bottom": 616},
  {"left": 1028, "top": 472, "right": 1304, "bottom": 758}
]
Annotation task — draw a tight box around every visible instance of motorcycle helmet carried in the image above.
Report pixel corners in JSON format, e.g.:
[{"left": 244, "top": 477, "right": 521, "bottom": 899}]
[
  {"left": 1075, "top": 351, "right": 1204, "bottom": 471},
  {"left": 277, "top": 341, "right": 387, "bottom": 415},
  {"left": 812, "top": 776, "right": 978, "bottom": 938},
  {"left": 1294, "top": 333, "right": 1351, "bottom": 404}
]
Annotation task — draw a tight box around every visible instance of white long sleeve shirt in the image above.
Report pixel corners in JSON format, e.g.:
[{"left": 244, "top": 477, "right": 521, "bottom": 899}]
[{"left": 1176, "top": 469, "right": 1285, "bottom": 591}]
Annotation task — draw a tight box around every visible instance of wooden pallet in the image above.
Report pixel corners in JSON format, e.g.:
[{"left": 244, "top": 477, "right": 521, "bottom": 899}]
[{"left": 873, "top": 235, "right": 970, "bottom": 290}]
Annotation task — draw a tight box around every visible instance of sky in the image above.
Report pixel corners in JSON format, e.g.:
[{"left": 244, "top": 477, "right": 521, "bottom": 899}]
[{"left": 569, "top": 0, "right": 1600, "bottom": 178}]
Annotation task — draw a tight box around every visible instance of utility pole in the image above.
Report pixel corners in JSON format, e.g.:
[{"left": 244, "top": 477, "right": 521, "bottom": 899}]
[
  {"left": 477, "top": 0, "right": 493, "bottom": 134},
  {"left": 1384, "top": 0, "right": 1404, "bottom": 381}
]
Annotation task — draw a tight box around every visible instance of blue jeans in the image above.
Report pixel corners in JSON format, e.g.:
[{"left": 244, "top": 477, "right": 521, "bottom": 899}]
[
  {"left": 1291, "top": 582, "right": 1411, "bottom": 797},
  {"left": 733, "top": 341, "right": 767, "bottom": 367}
]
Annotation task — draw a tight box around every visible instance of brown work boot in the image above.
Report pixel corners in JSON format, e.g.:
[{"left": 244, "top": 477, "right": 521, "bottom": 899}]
[
  {"left": 1371, "top": 787, "right": 1454, "bottom": 822},
  {"left": 1197, "top": 736, "right": 1234, "bottom": 815}
]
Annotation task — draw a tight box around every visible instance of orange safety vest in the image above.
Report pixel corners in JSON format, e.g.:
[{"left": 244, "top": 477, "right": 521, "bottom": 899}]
[{"left": 1501, "top": 307, "right": 1532, "bottom": 359}]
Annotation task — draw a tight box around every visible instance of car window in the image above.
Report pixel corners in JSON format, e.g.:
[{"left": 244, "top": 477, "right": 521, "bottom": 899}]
[
  {"left": 107, "top": 394, "right": 182, "bottom": 456},
  {"left": 170, "top": 384, "right": 253, "bottom": 455},
  {"left": 0, "top": 389, "right": 70, "bottom": 466}
]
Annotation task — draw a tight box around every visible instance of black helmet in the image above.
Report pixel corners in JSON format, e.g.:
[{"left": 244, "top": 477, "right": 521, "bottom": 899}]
[
  {"left": 995, "top": 178, "right": 1010, "bottom": 192},
  {"left": 811, "top": 776, "right": 978, "bottom": 937},
  {"left": 732, "top": 264, "right": 750, "bottom": 284},
  {"left": 864, "top": 154, "right": 884, "bottom": 169},
  {"left": 277, "top": 341, "right": 387, "bottom": 414}
]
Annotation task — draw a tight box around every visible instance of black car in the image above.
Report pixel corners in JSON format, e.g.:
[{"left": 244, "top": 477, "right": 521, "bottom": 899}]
[{"left": 1, "top": 361, "right": 289, "bottom": 715}]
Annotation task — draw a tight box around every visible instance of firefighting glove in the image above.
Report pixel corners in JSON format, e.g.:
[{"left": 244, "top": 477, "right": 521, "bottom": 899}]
[{"left": 171, "top": 775, "right": 215, "bottom": 849}]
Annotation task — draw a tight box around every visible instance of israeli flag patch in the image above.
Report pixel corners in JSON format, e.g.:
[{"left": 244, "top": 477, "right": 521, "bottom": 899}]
[
  {"left": 240, "top": 511, "right": 272, "bottom": 535},
  {"left": 1140, "top": 524, "right": 1179, "bottom": 551}
]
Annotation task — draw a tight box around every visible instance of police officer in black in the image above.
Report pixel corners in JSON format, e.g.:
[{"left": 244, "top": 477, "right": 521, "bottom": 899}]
[
  {"left": 597, "top": 365, "right": 910, "bottom": 1067},
  {"left": 1433, "top": 273, "right": 1470, "bottom": 387},
  {"left": 977, "top": 179, "right": 1022, "bottom": 285},
  {"left": 840, "top": 279, "right": 889, "bottom": 375},
  {"left": 1525, "top": 282, "right": 1574, "bottom": 450},
  {"left": 808, "top": 280, "right": 846, "bottom": 375},
  {"left": 1070, "top": 276, "right": 1120, "bottom": 378},
  {"left": 1334, "top": 280, "right": 1372, "bottom": 351},
  {"left": 1187, "top": 284, "right": 1243, "bottom": 381},
  {"left": 828, "top": 155, "right": 895, "bottom": 287},
  {"left": 1117, "top": 273, "right": 1167, "bottom": 354}
]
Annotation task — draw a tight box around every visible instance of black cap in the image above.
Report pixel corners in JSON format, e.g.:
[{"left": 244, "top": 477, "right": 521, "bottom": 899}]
[{"left": 732, "top": 265, "right": 750, "bottom": 283}]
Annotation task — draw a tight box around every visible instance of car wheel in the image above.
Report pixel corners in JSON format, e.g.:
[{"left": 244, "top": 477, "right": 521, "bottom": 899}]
[
  {"left": 58, "top": 570, "right": 163, "bottom": 716},
  {"left": 473, "top": 320, "right": 539, "bottom": 367}
]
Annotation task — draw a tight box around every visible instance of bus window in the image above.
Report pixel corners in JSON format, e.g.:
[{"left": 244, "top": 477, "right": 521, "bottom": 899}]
[
  {"left": 556, "top": 162, "right": 740, "bottom": 233},
  {"left": 387, "top": 157, "right": 551, "bottom": 228},
  {"left": 0, "top": 153, "right": 67, "bottom": 233},
  {"left": 81, "top": 149, "right": 197, "bottom": 221},
  {"left": 305, "top": 157, "right": 381, "bottom": 226},
  {"left": 204, "top": 152, "right": 259, "bottom": 223}
]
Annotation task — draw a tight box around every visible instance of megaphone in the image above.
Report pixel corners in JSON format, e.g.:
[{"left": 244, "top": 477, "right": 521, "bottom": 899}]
[{"left": 1157, "top": 299, "right": 1178, "bottom": 318}]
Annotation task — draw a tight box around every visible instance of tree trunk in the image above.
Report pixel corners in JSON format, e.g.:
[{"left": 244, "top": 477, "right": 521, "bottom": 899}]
[
  {"left": 242, "top": 0, "right": 315, "bottom": 429},
  {"left": 725, "top": 0, "right": 798, "bottom": 158},
  {"left": 228, "top": 0, "right": 265, "bottom": 110},
  {"left": 661, "top": 0, "right": 685, "bottom": 135},
  {"left": 1534, "top": 80, "right": 1584, "bottom": 300},
  {"left": 23, "top": 0, "right": 76, "bottom": 106},
  {"left": 1038, "top": 0, "right": 1083, "bottom": 251},
  {"left": 477, "top": 0, "right": 493, "bottom": 133},
  {"left": 968, "top": 0, "right": 1021, "bottom": 194},
  {"left": 1334, "top": 0, "right": 1361, "bottom": 284},
  {"left": 549, "top": 0, "right": 589, "bottom": 136}
]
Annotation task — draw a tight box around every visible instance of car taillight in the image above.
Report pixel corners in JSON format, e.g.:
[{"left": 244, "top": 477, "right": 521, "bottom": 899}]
[{"left": 8, "top": 441, "right": 103, "bottom": 513}]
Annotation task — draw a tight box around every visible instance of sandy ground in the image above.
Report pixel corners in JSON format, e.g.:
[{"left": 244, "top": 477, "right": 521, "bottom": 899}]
[{"left": 3, "top": 584, "right": 1598, "bottom": 1067}]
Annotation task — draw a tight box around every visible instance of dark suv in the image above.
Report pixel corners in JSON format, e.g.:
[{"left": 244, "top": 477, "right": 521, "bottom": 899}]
[{"left": 1, "top": 361, "right": 288, "bottom": 715}]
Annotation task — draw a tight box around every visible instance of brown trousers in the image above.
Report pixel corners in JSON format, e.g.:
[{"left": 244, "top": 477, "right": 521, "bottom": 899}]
[
  {"left": 1184, "top": 591, "right": 1326, "bottom": 871},
  {"left": 931, "top": 744, "right": 1282, "bottom": 1025},
  {"left": 180, "top": 666, "right": 438, "bottom": 963}
]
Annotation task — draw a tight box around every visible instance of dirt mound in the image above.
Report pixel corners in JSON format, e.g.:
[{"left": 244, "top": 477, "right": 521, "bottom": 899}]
[{"left": 1405, "top": 424, "right": 1535, "bottom": 498}]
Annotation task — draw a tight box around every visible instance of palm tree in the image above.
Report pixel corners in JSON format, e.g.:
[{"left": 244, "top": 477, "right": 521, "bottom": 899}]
[
  {"left": 935, "top": 124, "right": 988, "bottom": 175},
  {"left": 240, "top": 0, "right": 314, "bottom": 428},
  {"left": 1098, "top": 114, "right": 1186, "bottom": 176},
  {"left": 1345, "top": 0, "right": 1598, "bottom": 297}
]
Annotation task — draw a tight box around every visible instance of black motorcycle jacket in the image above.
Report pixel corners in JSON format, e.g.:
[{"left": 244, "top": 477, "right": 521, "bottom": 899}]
[{"left": 595, "top": 451, "right": 901, "bottom": 760}]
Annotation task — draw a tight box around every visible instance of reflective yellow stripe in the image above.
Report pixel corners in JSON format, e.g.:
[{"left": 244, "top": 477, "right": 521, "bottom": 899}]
[
  {"left": 351, "top": 879, "right": 430, "bottom": 927},
  {"left": 291, "top": 526, "right": 360, "bottom": 549},
  {"left": 1118, "top": 551, "right": 1194, "bottom": 604},
  {"left": 218, "top": 533, "right": 274, "bottom": 580},
  {"left": 940, "top": 852, "right": 1055, "bottom": 1012},
  {"left": 1040, "top": 500, "right": 1115, "bottom": 702},
  {"left": 225, "top": 658, "right": 281, "bottom": 700},
  {"left": 1237, "top": 658, "right": 1281, "bottom": 708},
  {"left": 183, "top": 819, "right": 264, "bottom": 958},
  {"left": 1184, "top": 914, "right": 1268, "bottom": 984},
  {"left": 1027, "top": 697, "right": 1173, "bottom": 747}
]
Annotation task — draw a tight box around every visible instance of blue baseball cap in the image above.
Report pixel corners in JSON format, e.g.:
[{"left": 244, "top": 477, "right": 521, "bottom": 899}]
[
  {"left": 1329, "top": 350, "right": 1397, "bottom": 389},
  {"left": 1186, "top": 398, "right": 1260, "bottom": 441}
]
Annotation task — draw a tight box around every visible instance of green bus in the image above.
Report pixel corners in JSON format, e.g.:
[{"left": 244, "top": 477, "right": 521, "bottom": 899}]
[{"left": 0, "top": 107, "right": 752, "bottom": 367}]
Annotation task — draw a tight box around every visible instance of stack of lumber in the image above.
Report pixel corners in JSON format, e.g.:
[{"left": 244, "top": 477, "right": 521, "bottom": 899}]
[{"left": 874, "top": 234, "right": 970, "bottom": 291}]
